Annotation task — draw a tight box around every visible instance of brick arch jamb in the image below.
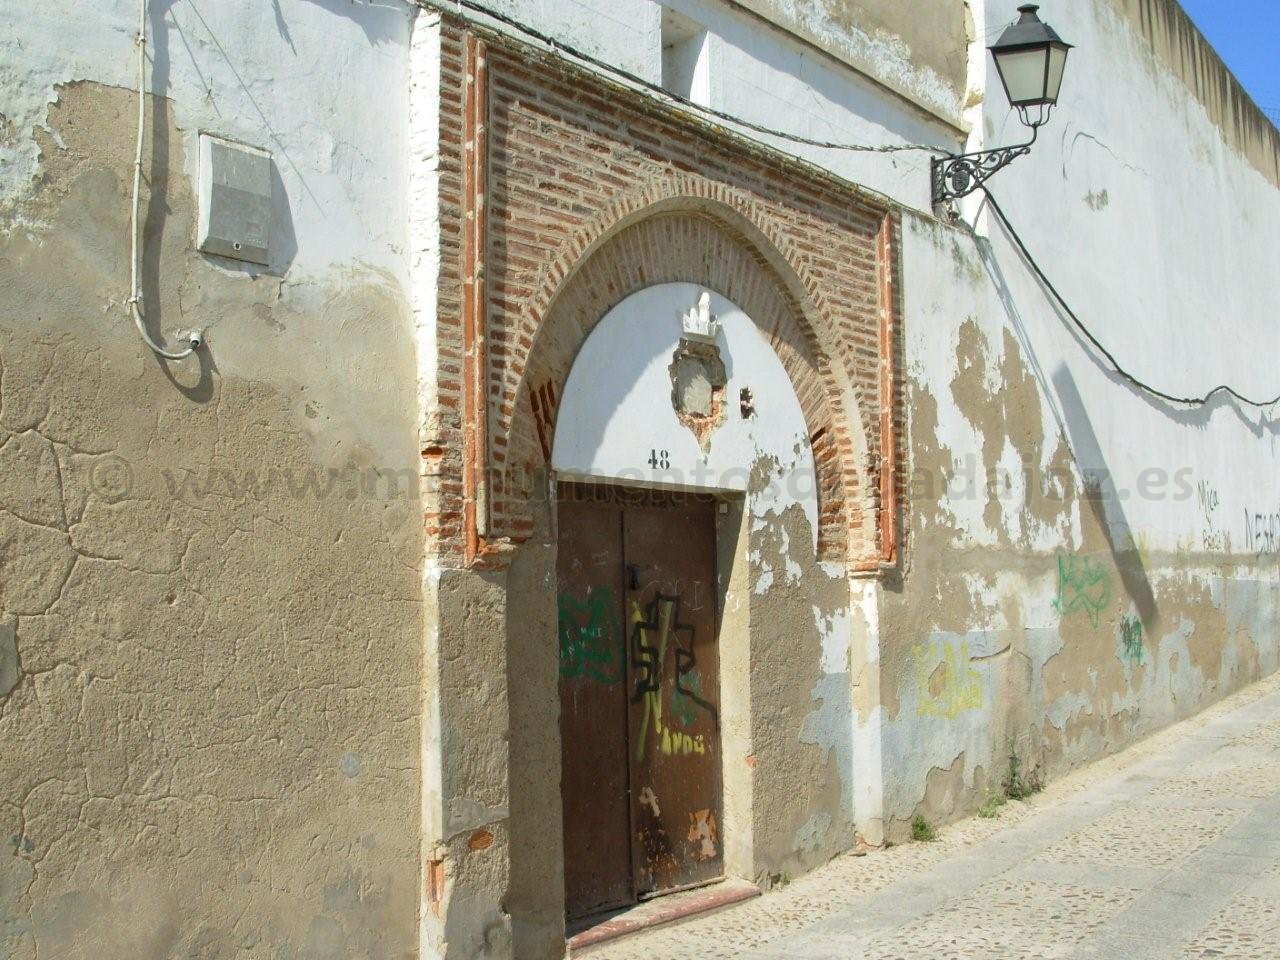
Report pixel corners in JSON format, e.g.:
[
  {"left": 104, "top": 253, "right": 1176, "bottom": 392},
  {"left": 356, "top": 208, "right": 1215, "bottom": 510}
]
[{"left": 489, "top": 178, "right": 880, "bottom": 569}]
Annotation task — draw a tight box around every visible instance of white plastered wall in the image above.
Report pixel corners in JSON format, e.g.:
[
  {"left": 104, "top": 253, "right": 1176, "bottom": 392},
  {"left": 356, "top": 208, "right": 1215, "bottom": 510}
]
[{"left": 553, "top": 283, "right": 819, "bottom": 542}]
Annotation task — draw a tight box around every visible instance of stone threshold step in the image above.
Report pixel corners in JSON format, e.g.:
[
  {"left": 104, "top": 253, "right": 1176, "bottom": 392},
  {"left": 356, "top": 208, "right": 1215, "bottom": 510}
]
[{"left": 569, "top": 878, "right": 761, "bottom": 953}]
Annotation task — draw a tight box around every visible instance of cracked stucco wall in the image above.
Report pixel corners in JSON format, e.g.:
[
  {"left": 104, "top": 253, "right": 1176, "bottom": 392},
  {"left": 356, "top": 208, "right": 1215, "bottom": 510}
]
[
  {"left": 0, "top": 2, "right": 423, "bottom": 957},
  {"left": 4, "top": 0, "right": 1278, "bottom": 953}
]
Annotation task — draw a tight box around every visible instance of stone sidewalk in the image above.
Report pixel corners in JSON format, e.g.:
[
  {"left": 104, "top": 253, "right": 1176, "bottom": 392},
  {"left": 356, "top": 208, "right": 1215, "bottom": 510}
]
[{"left": 583, "top": 672, "right": 1280, "bottom": 960}]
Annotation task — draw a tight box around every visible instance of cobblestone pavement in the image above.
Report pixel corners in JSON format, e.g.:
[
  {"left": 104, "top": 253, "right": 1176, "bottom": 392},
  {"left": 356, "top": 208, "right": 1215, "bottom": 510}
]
[{"left": 583, "top": 672, "right": 1280, "bottom": 960}]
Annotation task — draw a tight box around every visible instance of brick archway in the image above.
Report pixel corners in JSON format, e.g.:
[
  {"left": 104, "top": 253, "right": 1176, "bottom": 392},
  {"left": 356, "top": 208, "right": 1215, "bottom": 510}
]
[
  {"left": 433, "top": 26, "right": 901, "bottom": 573},
  {"left": 491, "top": 190, "right": 874, "bottom": 566},
  {"left": 425, "top": 27, "right": 903, "bottom": 956}
]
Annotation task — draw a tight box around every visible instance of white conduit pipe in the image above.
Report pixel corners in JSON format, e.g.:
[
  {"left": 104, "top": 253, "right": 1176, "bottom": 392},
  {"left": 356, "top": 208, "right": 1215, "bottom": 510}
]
[{"left": 129, "top": 0, "right": 200, "bottom": 360}]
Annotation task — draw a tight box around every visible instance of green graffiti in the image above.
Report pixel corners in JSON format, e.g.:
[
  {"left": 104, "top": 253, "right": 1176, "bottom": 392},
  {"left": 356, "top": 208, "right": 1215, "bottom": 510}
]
[
  {"left": 1119, "top": 614, "right": 1145, "bottom": 665},
  {"left": 670, "top": 670, "right": 703, "bottom": 728},
  {"left": 1052, "top": 552, "right": 1113, "bottom": 629},
  {"left": 558, "top": 587, "right": 623, "bottom": 684}
]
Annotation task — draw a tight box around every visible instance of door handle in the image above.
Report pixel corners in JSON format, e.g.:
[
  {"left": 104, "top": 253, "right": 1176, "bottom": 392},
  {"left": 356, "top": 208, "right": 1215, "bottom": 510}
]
[{"left": 627, "top": 564, "right": 641, "bottom": 591}]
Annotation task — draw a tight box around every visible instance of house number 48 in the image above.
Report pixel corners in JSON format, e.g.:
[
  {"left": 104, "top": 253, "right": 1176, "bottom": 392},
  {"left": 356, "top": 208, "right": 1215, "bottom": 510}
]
[{"left": 648, "top": 449, "right": 671, "bottom": 469}]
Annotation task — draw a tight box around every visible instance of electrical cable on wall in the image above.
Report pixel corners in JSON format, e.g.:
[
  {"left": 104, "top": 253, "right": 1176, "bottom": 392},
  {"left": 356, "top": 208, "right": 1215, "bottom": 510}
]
[
  {"left": 130, "top": 0, "right": 201, "bottom": 361},
  {"left": 417, "top": 0, "right": 946, "bottom": 155},
  {"left": 979, "top": 186, "right": 1280, "bottom": 410},
  {"left": 409, "top": 1, "right": 1280, "bottom": 412}
]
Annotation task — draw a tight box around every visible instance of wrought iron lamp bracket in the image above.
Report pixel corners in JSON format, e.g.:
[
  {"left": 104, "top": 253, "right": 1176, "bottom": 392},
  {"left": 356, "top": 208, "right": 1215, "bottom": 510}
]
[{"left": 931, "top": 126, "right": 1039, "bottom": 204}]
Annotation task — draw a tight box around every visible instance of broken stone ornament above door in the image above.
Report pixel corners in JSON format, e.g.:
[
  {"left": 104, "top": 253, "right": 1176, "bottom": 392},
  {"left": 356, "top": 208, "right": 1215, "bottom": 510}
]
[{"left": 670, "top": 292, "right": 728, "bottom": 453}]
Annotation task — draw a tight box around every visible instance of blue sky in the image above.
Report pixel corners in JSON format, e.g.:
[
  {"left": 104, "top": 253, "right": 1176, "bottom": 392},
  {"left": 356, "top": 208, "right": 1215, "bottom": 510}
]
[{"left": 1177, "top": 1, "right": 1279, "bottom": 125}]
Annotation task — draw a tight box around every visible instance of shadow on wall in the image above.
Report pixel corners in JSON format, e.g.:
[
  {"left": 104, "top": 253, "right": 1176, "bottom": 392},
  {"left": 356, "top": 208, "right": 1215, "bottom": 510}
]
[
  {"left": 1051, "top": 366, "right": 1159, "bottom": 633},
  {"left": 979, "top": 198, "right": 1280, "bottom": 441},
  {"left": 972, "top": 226, "right": 1158, "bottom": 630},
  {"left": 142, "top": 5, "right": 213, "bottom": 400},
  {"left": 139, "top": 0, "right": 306, "bottom": 398},
  {"left": 293, "top": 0, "right": 414, "bottom": 45}
]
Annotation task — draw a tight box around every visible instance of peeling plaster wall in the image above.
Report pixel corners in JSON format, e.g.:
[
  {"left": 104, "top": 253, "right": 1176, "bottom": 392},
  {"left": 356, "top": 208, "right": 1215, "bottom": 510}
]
[
  {"left": 728, "top": 0, "right": 968, "bottom": 123},
  {"left": 437, "top": 0, "right": 959, "bottom": 209},
  {"left": 886, "top": 209, "right": 1280, "bottom": 834},
  {"left": 745, "top": 504, "right": 852, "bottom": 882},
  {"left": 0, "top": 2, "right": 423, "bottom": 957},
  {"left": 881, "top": 0, "right": 1280, "bottom": 832},
  {"left": 5, "top": 0, "right": 1279, "bottom": 952}
]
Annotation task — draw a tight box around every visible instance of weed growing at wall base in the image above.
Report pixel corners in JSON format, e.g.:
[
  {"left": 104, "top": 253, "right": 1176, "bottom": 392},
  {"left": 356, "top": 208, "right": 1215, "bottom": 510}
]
[
  {"left": 978, "top": 794, "right": 1008, "bottom": 819},
  {"left": 1003, "top": 753, "right": 1043, "bottom": 801},
  {"left": 911, "top": 815, "right": 938, "bottom": 842}
]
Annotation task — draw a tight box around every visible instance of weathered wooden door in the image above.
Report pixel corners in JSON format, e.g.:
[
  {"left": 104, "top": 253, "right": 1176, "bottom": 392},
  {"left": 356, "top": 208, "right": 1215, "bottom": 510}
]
[
  {"left": 557, "top": 484, "right": 723, "bottom": 922},
  {"left": 558, "top": 493, "right": 632, "bottom": 920},
  {"left": 623, "top": 495, "right": 723, "bottom": 898}
]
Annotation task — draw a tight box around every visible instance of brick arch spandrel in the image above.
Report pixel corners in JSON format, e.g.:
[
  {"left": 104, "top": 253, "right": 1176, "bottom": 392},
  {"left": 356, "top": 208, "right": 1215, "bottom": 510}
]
[
  {"left": 492, "top": 202, "right": 875, "bottom": 567},
  {"left": 495, "top": 176, "right": 880, "bottom": 450}
]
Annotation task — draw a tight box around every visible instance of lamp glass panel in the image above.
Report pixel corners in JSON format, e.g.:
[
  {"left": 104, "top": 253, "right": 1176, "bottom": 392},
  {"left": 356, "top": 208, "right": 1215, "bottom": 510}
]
[
  {"left": 994, "top": 47, "right": 1050, "bottom": 105},
  {"left": 1046, "top": 46, "right": 1069, "bottom": 102}
]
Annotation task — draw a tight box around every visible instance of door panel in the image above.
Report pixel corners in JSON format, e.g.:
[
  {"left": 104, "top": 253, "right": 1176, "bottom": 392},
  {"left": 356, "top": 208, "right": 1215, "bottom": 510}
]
[
  {"left": 557, "top": 484, "right": 724, "bottom": 921},
  {"left": 557, "top": 496, "right": 632, "bottom": 920},
  {"left": 624, "top": 498, "right": 723, "bottom": 897}
]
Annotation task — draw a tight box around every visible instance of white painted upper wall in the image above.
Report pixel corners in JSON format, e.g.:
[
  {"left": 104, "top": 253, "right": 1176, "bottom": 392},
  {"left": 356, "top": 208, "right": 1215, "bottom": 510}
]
[
  {"left": 553, "top": 283, "right": 820, "bottom": 546},
  {"left": 451, "top": 0, "right": 957, "bottom": 208},
  {"left": 465, "top": 0, "right": 1280, "bottom": 556},
  {"left": 677, "top": 0, "right": 949, "bottom": 206},
  {"left": 0, "top": 0, "right": 415, "bottom": 282},
  {"left": 976, "top": 0, "right": 1280, "bottom": 402},
  {"left": 728, "top": 0, "right": 968, "bottom": 122},
  {"left": 949, "top": 0, "right": 1280, "bottom": 554}
]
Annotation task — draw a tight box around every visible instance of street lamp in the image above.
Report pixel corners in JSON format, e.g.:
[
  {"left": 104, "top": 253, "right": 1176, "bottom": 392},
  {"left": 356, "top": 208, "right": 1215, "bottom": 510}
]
[{"left": 933, "top": 4, "right": 1073, "bottom": 204}]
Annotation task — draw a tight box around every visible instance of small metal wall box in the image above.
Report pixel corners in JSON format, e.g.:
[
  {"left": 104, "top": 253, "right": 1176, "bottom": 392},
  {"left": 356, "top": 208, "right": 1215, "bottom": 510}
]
[{"left": 197, "top": 133, "right": 273, "bottom": 265}]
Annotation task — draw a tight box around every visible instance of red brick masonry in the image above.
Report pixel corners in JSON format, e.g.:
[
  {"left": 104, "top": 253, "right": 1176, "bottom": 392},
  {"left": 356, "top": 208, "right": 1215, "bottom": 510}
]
[{"left": 427, "top": 17, "right": 905, "bottom": 573}]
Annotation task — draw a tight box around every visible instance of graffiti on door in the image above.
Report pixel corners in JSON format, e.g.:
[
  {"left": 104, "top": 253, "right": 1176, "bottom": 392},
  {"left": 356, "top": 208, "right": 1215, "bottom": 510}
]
[
  {"left": 558, "top": 587, "right": 623, "bottom": 684},
  {"left": 631, "top": 594, "right": 718, "bottom": 761},
  {"left": 670, "top": 671, "right": 705, "bottom": 728}
]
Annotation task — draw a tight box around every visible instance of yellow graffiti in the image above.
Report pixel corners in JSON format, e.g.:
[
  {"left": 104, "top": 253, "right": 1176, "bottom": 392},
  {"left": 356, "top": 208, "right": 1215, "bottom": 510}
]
[
  {"left": 633, "top": 600, "right": 708, "bottom": 761},
  {"left": 1132, "top": 531, "right": 1153, "bottom": 570},
  {"left": 913, "top": 638, "right": 983, "bottom": 719}
]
